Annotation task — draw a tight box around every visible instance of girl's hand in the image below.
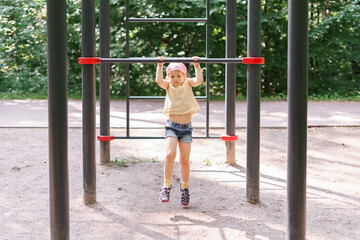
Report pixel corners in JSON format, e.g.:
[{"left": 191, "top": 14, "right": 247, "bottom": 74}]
[
  {"left": 158, "top": 56, "right": 165, "bottom": 67},
  {"left": 188, "top": 56, "right": 203, "bottom": 87},
  {"left": 192, "top": 56, "right": 200, "bottom": 67},
  {"left": 156, "top": 56, "right": 169, "bottom": 89}
]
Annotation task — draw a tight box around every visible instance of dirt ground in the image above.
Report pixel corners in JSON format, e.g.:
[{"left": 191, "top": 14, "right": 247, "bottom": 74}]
[{"left": 0, "top": 127, "right": 359, "bottom": 239}]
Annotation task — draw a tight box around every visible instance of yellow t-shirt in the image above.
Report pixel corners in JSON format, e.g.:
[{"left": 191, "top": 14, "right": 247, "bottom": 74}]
[{"left": 163, "top": 79, "right": 200, "bottom": 117}]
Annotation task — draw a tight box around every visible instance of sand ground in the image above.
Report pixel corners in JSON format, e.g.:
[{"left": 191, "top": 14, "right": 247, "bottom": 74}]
[{"left": 0, "top": 127, "right": 359, "bottom": 239}]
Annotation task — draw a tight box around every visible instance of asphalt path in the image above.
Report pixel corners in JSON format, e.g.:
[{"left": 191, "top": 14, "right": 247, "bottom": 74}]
[{"left": 0, "top": 99, "right": 359, "bottom": 128}]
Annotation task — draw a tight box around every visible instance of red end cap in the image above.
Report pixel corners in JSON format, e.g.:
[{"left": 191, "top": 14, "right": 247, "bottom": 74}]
[
  {"left": 97, "top": 135, "right": 114, "bottom": 141},
  {"left": 242, "top": 57, "right": 265, "bottom": 64},
  {"left": 221, "top": 135, "right": 238, "bottom": 141},
  {"left": 78, "top": 57, "right": 101, "bottom": 64}
]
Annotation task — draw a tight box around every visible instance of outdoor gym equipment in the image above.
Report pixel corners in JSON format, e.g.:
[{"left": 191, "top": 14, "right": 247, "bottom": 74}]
[
  {"left": 80, "top": 0, "right": 264, "bottom": 213},
  {"left": 78, "top": 56, "right": 264, "bottom": 142},
  {"left": 47, "top": 0, "right": 308, "bottom": 239}
]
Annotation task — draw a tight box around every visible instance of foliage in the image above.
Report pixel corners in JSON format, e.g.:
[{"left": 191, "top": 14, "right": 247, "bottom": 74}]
[
  {"left": 107, "top": 0, "right": 247, "bottom": 98},
  {"left": 0, "top": 0, "right": 47, "bottom": 95},
  {"left": 261, "top": 0, "right": 288, "bottom": 95},
  {"left": 0, "top": 0, "right": 359, "bottom": 99},
  {"left": 67, "top": 0, "right": 83, "bottom": 96},
  {"left": 308, "top": 0, "right": 360, "bottom": 97}
]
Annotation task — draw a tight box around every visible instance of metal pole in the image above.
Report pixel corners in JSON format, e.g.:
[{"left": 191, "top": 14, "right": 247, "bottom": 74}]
[
  {"left": 246, "top": 0, "right": 261, "bottom": 204},
  {"left": 100, "top": 0, "right": 111, "bottom": 164},
  {"left": 206, "top": 0, "right": 210, "bottom": 138},
  {"left": 99, "top": 57, "right": 245, "bottom": 63},
  {"left": 225, "top": 0, "right": 237, "bottom": 165},
  {"left": 82, "top": 0, "right": 96, "bottom": 204},
  {"left": 128, "top": 18, "right": 208, "bottom": 23},
  {"left": 125, "top": 0, "right": 131, "bottom": 138},
  {"left": 47, "top": 0, "right": 69, "bottom": 238},
  {"left": 287, "top": 0, "right": 308, "bottom": 238}
]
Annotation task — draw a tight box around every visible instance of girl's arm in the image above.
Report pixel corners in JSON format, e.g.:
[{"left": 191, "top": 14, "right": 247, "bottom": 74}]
[
  {"left": 156, "top": 57, "right": 169, "bottom": 90},
  {"left": 188, "top": 56, "right": 204, "bottom": 87}
]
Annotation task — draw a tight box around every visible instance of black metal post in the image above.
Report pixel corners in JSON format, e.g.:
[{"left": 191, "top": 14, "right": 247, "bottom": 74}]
[
  {"left": 206, "top": 0, "right": 210, "bottom": 138},
  {"left": 125, "top": 0, "right": 130, "bottom": 138},
  {"left": 47, "top": 0, "right": 69, "bottom": 238},
  {"left": 82, "top": 0, "right": 96, "bottom": 204},
  {"left": 246, "top": 0, "right": 261, "bottom": 204},
  {"left": 100, "top": 0, "right": 111, "bottom": 164},
  {"left": 225, "top": 0, "right": 237, "bottom": 165},
  {"left": 287, "top": 0, "right": 308, "bottom": 238}
]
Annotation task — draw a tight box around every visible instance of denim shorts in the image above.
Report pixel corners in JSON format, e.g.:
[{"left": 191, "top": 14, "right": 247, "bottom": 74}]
[{"left": 165, "top": 120, "right": 193, "bottom": 143}]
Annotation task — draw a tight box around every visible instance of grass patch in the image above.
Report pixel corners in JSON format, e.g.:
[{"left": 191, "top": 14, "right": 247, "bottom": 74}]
[
  {"left": 203, "top": 158, "right": 212, "bottom": 166},
  {"left": 308, "top": 94, "right": 360, "bottom": 101},
  {"left": 0, "top": 92, "right": 48, "bottom": 99},
  {"left": 106, "top": 155, "right": 159, "bottom": 168}
]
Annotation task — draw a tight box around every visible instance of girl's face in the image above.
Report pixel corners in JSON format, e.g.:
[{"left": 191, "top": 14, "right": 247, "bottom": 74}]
[{"left": 168, "top": 70, "right": 186, "bottom": 87}]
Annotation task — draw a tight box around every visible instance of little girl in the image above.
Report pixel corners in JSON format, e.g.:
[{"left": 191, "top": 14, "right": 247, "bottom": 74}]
[{"left": 156, "top": 56, "right": 203, "bottom": 206}]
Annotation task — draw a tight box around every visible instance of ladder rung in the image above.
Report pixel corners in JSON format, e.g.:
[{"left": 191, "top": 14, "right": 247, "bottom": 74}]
[
  {"left": 113, "top": 136, "right": 220, "bottom": 139},
  {"left": 128, "top": 18, "right": 208, "bottom": 23},
  {"left": 128, "top": 96, "right": 208, "bottom": 100},
  {"left": 128, "top": 96, "right": 165, "bottom": 100}
]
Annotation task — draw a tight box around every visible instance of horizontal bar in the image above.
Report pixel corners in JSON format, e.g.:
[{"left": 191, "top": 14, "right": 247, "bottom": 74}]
[
  {"left": 79, "top": 57, "right": 265, "bottom": 65},
  {"left": 129, "top": 96, "right": 165, "bottom": 100},
  {"left": 128, "top": 96, "right": 208, "bottom": 100},
  {"left": 113, "top": 136, "right": 221, "bottom": 139},
  {"left": 101, "top": 57, "right": 244, "bottom": 63},
  {"left": 129, "top": 18, "right": 208, "bottom": 23}
]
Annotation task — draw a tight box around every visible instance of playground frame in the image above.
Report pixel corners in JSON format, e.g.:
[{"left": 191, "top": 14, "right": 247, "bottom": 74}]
[{"left": 47, "top": 0, "right": 308, "bottom": 239}]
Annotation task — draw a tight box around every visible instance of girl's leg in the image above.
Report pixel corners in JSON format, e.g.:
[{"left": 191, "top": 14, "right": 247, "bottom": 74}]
[
  {"left": 164, "top": 137, "right": 178, "bottom": 183},
  {"left": 178, "top": 142, "right": 191, "bottom": 187},
  {"left": 160, "top": 137, "right": 178, "bottom": 202}
]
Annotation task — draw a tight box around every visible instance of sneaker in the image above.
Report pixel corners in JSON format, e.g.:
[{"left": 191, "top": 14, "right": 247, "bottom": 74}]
[
  {"left": 181, "top": 187, "right": 190, "bottom": 206},
  {"left": 159, "top": 186, "right": 171, "bottom": 202}
]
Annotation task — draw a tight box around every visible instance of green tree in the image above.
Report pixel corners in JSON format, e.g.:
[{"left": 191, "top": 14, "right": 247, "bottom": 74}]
[
  {"left": 0, "top": 0, "right": 358, "bottom": 99},
  {"left": 67, "top": 0, "right": 83, "bottom": 96},
  {"left": 107, "top": 0, "right": 248, "bottom": 98},
  {"left": 309, "top": 0, "right": 360, "bottom": 97},
  {"left": 261, "top": 0, "right": 288, "bottom": 96},
  {"left": 0, "top": 0, "right": 47, "bottom": 95}
]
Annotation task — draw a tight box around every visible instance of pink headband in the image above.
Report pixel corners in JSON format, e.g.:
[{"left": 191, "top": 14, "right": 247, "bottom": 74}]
[{"left": 166, "top": 63, "right": 187, "bottom": 75}]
